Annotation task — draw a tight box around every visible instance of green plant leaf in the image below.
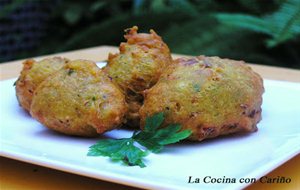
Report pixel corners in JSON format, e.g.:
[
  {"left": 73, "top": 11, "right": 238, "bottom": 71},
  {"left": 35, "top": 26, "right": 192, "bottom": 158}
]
[
  {"left": 215, "top": 14, "right": 271, "bottom": 35},
  {"left": 90, "top": 1, "right": 106, "bottom": 13},
  {"left": 215, "top": 0, "right": 300, "bottom": 47},
  {"left": 133, "top": 122, "right": 192, "bottom": 153},
  {"left": 64, "top": 4, "right": 83, "bottom": 25},
  {"left": 0, "top": 0, "right": 28, "bottom": 19},
  {"left": 87, "top": 112, "right": 192, "bottom": 167},
  {"left": 144, "top": 112, "right": 164, "bottom": 132},
  {"left": 88, "top": 138, "right": 148, "bottom": 168}
]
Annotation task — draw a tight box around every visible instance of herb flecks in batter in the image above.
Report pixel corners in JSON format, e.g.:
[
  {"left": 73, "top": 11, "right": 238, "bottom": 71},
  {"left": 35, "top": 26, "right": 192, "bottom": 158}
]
[
  {"left": 67, "top": 69, "right": 75, "bottom": 75},
  {"left": 193, "top": 84, "right": 201, "bottom": 92},
  {"left": 87, "top": 112, "right": 192, "bottom": 168}
]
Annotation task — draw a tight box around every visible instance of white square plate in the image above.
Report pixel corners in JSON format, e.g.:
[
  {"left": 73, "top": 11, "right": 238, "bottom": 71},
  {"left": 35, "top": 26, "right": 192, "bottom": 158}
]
[{"left": 1, "top": 64, "right": 300, "bottom": 190}]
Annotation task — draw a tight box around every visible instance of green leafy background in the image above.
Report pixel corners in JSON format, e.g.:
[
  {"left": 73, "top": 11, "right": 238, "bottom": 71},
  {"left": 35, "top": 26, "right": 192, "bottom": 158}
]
[{"left": 1, "top": 0, "right": 300, "bottom": 69}]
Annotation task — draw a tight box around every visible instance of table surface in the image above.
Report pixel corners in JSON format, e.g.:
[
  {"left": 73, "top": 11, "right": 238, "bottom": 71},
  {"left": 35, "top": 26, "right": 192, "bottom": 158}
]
[{"left": 0, "top": 46, "right": 299, "bottom": 190}]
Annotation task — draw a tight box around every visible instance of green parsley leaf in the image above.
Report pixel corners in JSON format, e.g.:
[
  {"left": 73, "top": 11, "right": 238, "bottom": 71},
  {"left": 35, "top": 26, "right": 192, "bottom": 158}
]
[
  {"left": 88, "top": 138, "right": 148, "bottom": 168},
  {"left": 144, "top": 112, "right": 164, "bottom": 132},
  {"left": 133, "top": 123, "right": 192, "bottom": 153},
  {"left": 87, "top": 112, "right": 192, "bottom": 167}
]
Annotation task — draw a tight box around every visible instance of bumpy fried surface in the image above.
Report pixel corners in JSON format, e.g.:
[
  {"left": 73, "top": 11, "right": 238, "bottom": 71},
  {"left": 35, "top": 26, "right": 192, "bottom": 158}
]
[
  {"left": 30, "top": 60, "right": 127, "bottom": 136},
  {"left": 15, "top": 57, "right": 69, "bottom": 112},
  {"left": 103, "top": 26, "right": 172, "bottom": 126},
  {"left": 140, "top": 56, "right": 264, "bottom": 141}
]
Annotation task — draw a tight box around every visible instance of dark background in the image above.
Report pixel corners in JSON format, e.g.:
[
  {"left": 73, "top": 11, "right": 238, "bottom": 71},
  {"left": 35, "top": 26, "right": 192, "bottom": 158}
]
[{"left": 1, "top": 0, "right": 299, "bottom": 69}]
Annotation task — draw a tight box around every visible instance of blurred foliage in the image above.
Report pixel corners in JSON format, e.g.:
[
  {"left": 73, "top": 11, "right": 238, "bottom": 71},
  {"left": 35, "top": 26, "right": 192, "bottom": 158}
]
[
  {"left": 0, "top": 0, "right": 27, "bottom": 19},
  {"left": 1, "top": 0, "right": 300, "bottom": 68},
  {"left": 216, "top": 0, "right": 300, "bottom": 47}
]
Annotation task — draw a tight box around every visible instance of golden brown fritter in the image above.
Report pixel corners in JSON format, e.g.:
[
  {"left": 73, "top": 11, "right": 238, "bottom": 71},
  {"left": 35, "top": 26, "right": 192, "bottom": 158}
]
[
  {"left": 140, "top": 56, "right": 264, "bottom": 141},
  {"left": 103, "top": 26, "right": 172, "bottom": 127},
  {"left": 15, "top": 57, "right": 69, "bottom": 112},
  {"left": 30, "top": 60, "right": 127, "bottom": 136}
]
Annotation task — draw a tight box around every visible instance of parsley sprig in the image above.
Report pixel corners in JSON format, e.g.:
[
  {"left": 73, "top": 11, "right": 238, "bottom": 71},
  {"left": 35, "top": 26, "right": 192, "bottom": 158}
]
[{"left": 87, "top": 112, "right": 192, "bottom": 168}]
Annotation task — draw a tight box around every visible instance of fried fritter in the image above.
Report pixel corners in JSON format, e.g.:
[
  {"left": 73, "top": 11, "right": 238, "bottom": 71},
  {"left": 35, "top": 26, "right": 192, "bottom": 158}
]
[
  {"left": 15, "top": 57, "right": 69, "bottom": 112},
  {"left": 30, "top": 60, "right": 127, "bottom": 136},
  {"left": 140, "top": 56, "right": 264, "bottom": 141},
  {"left": 103, "top": 26, "right": 172, "bottom": 126}
]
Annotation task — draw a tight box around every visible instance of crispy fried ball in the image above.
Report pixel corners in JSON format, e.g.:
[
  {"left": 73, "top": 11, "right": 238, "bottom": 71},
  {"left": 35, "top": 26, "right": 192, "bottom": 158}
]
[
  {"left": 103, "top": 26, "right": 172, "bottom": 126},
  {"left": 30, "top": 60, "right": 127, "bottom": 136},
  {"left": 15, "top": 57, "right": 69, "bottom": 112},
  {"left": 140, "top": 56, "right": 264, "bottom": 141}
]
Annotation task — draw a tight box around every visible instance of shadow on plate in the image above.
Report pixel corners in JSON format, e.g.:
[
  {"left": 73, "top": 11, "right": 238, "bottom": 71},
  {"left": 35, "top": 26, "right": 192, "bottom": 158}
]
[
  {"left": 161, "top": 131, "right": 256, "bottom": 154},
  {"left": 16, "top": 106, "right": 31, "bottom": 118}
]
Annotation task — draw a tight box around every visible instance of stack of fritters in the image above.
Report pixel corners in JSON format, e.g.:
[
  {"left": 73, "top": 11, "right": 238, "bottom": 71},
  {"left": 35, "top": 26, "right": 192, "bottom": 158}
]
[{"left": 15, "top": 26, "right": 264, "bottom": 141}]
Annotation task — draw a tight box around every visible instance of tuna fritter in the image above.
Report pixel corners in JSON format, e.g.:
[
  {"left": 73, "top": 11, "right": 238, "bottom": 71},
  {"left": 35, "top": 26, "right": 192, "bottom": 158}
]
[
  {"left": 140, "top": 56, "right": 264, "bottom": 141},
  {"left": 30, "top": 60, "right": 127, "bottom": 136},
  {"left": 15, "top": 57, "right": 69, "bottom": 112},
  {"left": 103, "top": 26, "right": 172, "bottom": 127}
]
